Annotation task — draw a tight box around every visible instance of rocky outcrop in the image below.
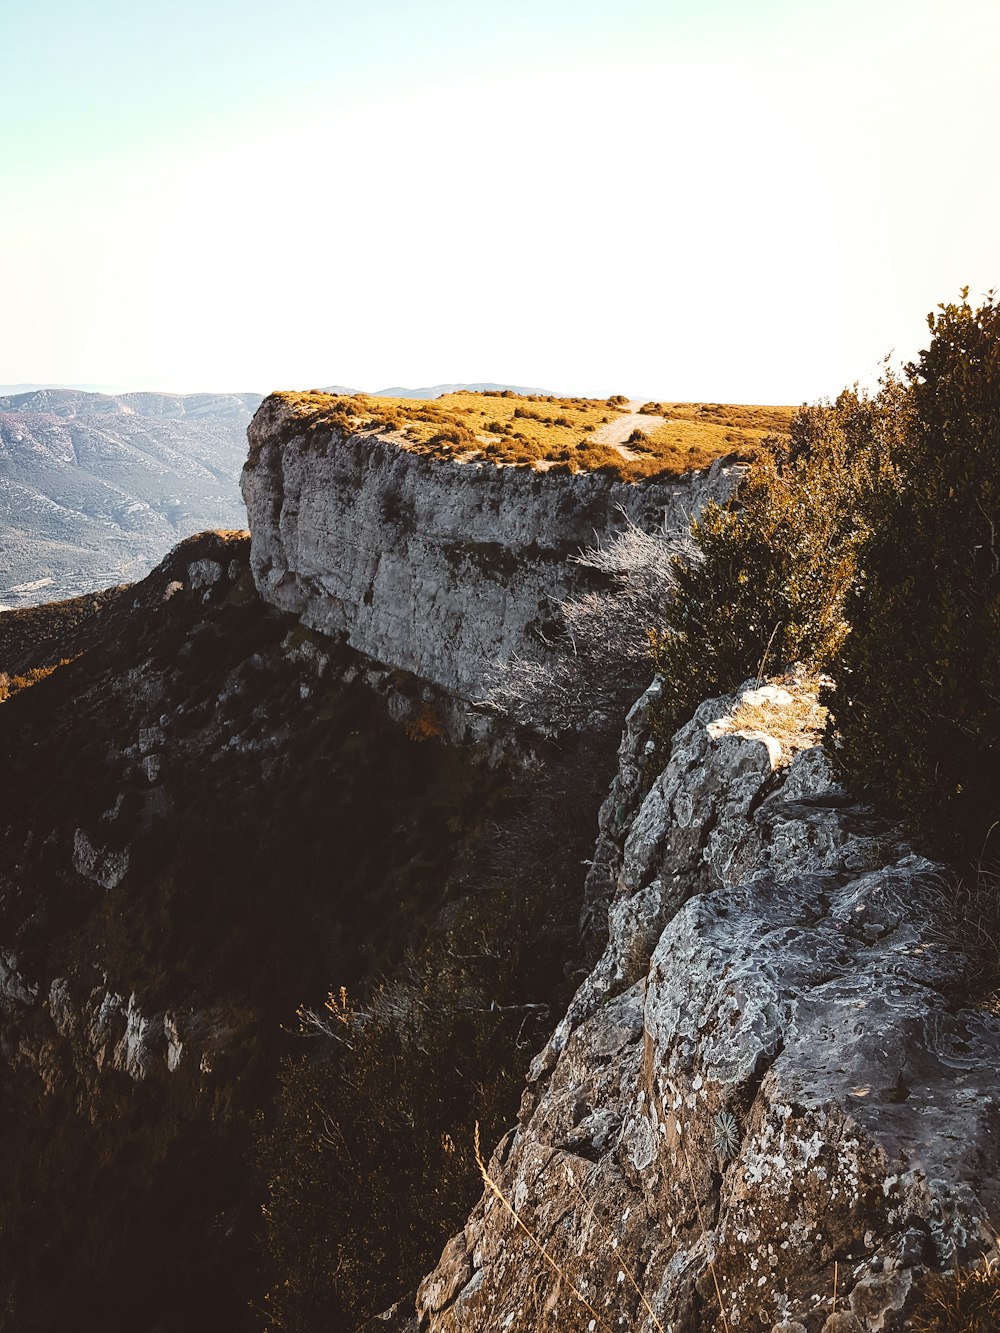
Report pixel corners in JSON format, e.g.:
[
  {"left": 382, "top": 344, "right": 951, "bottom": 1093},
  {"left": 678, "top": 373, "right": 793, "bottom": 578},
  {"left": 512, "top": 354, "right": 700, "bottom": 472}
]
[
  {"left": 242, "top": 395, "right": 739, "bottom": 714},
  {"left": 0, "top": 528, "right": 561, "bottom": 1332},
  {"left": 416, "top": 677, "right": 1000, "bottom": 1332}
]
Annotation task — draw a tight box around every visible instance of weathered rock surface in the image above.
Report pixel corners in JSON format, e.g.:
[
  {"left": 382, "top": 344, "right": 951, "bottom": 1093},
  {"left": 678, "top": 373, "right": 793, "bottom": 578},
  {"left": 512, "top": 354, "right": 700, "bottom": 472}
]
[
  {"left": 416, "top": 678, "right": 1000, "bottom": 1332},
  {"left": 0, "top": 529, "right": 545, "bottom": 1333},
  {"left": 242, "top": 395, "right": 738, "bottom": 713}
]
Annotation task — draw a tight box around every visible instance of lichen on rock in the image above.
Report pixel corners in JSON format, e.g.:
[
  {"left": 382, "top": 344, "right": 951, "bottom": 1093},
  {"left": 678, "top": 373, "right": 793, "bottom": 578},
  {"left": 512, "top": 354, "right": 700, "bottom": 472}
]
[{"left": 416, "top": 677, "right": 1000, "bottom": 1332}]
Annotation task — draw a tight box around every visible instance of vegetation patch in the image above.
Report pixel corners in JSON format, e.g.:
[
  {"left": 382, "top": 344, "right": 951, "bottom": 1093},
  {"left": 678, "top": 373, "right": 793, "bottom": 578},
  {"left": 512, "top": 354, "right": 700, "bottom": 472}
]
[
  {"left": 275, "top": 390, "right": 794, "bottom": 481},
  {"left": 716, "top": 674, "right": 827, "bottom": 765},
  {"left": 0, "top": 658, "right": 70, "bottom": 704},
  {"left": 647, "top": 384, "right": 902, "bottom": 739},
  {"left": 830, "top": 291, "right": 1000, "bottom": 864},
  {"left": 910, "top": 1257, "right": 1000, "bottom": 1332}
]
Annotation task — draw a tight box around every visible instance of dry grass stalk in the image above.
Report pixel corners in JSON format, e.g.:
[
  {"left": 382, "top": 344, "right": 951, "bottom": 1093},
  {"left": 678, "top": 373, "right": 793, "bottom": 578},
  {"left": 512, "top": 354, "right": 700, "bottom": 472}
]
[
  {"left": 473, "top": 1123, "right": 613, "bottom": 1332},
  {"left": 910, "top": 1255, "right": 1000, "bottom": 1331},
  {"left": 471, "top": 1116, "right": 734, "bottom": 1333},
  {"left": 563, "top": 1164, "right": 665, "bottom": 1332},
  {"left": 677, "top": 1135, "right": 731, "bottom": 1333}
]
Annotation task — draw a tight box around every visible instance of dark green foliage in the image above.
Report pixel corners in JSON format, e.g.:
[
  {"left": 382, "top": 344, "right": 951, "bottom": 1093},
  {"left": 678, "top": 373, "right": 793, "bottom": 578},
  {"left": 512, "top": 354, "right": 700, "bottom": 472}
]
[
  {"left": 256, "top": 944, "right": 525, "bottom": 1330},
  {"left": 254, "top": 733, "right": 611, "bottom": 1331},
  {"left": 649, "top": 386, "right": 901, "bottom": 736},
  {"left": 832, "top": 291, "right": 1000, "bottom": 861}
]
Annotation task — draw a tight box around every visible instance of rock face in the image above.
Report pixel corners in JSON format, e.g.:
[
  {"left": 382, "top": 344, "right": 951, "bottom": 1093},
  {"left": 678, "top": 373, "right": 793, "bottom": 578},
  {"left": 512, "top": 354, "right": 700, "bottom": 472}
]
[
  {"left": 416, "top": 678, "right": 1000, "bottom": 1332},
  {"left": 242, "top": 395, "right": 738, "bottom": 710},
  {"left": 0, "top": 530, "right": 541, "bottom": 1333}
]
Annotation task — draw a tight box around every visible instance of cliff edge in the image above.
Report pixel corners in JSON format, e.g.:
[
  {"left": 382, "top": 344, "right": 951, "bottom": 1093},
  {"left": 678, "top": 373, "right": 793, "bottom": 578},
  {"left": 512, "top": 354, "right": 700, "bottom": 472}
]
[{"left": 242, "top": 393, "right": 739, "bottom": 713}]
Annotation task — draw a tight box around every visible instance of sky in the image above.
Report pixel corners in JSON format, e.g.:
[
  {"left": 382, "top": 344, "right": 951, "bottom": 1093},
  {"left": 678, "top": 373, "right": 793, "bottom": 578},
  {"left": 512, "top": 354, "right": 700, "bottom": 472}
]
[{"left": 3, "top": 0, "right": 999, "bottom": 403}]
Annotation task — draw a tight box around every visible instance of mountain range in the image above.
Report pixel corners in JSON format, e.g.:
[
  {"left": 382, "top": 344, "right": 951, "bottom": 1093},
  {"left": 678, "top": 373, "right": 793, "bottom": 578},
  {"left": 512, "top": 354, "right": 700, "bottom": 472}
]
[{"left": 0, "top": 389, "right": 261, "bottom": 608}]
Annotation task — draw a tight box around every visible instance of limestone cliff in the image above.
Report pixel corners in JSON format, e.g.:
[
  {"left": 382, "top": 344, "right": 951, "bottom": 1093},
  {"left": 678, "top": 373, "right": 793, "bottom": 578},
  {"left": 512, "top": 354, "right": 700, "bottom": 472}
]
[
  {"left": 415, "top": 677, "right": 1000, "bottom": 1332},
  {"left": 242, "top": 394, "right": 738, "bottom": 713}
]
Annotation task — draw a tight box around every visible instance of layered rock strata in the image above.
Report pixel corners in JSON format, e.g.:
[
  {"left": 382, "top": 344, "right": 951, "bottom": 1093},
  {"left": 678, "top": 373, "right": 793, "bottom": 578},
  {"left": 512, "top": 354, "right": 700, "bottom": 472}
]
[
  {"left": 416, "top": 678, "right": 1000, "bottom": 1332},
  {"left": 242, "top": 395, "right": 738, "bottom": 712}
]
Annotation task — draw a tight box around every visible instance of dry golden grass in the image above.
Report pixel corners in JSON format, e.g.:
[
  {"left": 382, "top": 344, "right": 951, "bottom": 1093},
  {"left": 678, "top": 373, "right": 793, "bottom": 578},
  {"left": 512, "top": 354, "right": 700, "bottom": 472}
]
[
  {"left": 720, "top": 674, "right": 827, "bottom": 765},
  {"left": 276, "top": 390, "right": 793, "bottom": 481},
  {"left": 648, "top": 402, "right": 798, "bottom": 434},
  {"left": 0, "top": 659, "right": 70, "bottom": 704},
  {"left": 910, "top": 1258, "right": 1000, "bottom": 1332}
]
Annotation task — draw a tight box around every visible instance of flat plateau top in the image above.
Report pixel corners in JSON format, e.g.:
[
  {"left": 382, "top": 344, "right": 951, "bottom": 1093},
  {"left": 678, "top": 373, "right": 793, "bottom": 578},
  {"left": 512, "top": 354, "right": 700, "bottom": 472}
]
[{"left": 274, "top": 389, "right": 796, "bottom": 481}]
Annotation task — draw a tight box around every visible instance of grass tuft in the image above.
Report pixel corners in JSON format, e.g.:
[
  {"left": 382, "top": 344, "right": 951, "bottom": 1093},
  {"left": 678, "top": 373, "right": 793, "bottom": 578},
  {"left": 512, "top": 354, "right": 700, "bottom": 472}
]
[{"left": 910, "top": 1257, "right": 1000, "bottom": 1332}]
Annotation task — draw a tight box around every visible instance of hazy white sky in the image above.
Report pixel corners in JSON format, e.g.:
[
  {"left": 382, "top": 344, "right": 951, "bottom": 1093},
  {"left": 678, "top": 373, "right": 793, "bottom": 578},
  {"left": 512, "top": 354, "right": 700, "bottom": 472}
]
[{"left": 3, "top": 0, "right": 998, "bottom": 402}]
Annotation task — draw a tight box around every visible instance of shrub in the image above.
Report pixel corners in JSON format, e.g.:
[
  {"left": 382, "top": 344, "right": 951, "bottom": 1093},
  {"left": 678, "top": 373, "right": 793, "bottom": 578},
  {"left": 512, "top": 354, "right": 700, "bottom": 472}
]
[
  {"left": 831, "top": 291, "right": 1000, "bottom": 862},
  {"left": 256, "top": 959, "right": 522, "bottom": 1331},
  {"left": 254, "top": 737, "right": 611, "bottom": 1331},
  {"left": 648, "top": 385, "right": 902, "bottom": 737},
  {"left": 485, "top": 519, "right": 692, "bottom": 731}
]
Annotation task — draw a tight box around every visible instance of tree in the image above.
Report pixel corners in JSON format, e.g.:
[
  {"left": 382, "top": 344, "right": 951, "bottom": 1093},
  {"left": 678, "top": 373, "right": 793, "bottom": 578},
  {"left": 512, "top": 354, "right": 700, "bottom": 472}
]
[
  {"left": 831, "top": 290, "right": 1000, "bottom": 861},
  {"left": 648, "top": 384, "right": 902, "bottom": 737}
]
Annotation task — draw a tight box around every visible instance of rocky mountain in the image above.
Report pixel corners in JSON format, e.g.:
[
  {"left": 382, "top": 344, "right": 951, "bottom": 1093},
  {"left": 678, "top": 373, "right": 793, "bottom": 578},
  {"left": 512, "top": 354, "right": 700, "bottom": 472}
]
[
  {"left": 0, "top": 390, "right": 996, "bottom": 1333},
  {"left": 242, "top": 393, "right": 737, "bottom": 721},
  {"left": 0, "top": 395, "right": 730, "bottom": 1332},
  {"left": 0, "top": 389, "right": 261, "bottom": 608},
  {"left": 416, "top": 676, "right": 1000, "bottom": 1331},
  {"left": 0, "top": 531, "right": 564, "bottom": 1332}
]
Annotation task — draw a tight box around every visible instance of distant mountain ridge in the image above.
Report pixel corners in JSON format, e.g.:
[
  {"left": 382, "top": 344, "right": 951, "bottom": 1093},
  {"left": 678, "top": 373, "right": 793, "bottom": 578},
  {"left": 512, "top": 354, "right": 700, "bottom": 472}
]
[{"left": 0, "top": 388, "right": 262, "bottom": 608}]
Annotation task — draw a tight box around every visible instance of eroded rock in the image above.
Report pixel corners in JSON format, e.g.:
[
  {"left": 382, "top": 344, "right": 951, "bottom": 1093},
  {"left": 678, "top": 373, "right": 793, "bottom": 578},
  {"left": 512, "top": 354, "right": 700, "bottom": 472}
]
[
  {"left": 242, "top": 395, "right": 738, "bottom": 716},
  {"left": 417, "top": 678, "right": 1000, "bottom": 1331}
]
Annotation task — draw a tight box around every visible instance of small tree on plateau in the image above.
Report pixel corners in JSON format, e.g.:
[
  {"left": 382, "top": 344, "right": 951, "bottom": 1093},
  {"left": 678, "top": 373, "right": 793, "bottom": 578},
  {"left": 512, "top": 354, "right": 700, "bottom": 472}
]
[{"left": 831, "top": 290, "right": 1000, "bottom": 862}]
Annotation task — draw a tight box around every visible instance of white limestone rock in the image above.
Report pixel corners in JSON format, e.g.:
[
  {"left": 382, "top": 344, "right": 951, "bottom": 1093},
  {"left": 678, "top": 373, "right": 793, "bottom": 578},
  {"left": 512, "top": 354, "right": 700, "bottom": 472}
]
[
  {"left": 416, "top": 680, "right": 1000, "bottom": 1332},
  {"left": 242, "top": 395, "right": 738, "bottom": 712}
]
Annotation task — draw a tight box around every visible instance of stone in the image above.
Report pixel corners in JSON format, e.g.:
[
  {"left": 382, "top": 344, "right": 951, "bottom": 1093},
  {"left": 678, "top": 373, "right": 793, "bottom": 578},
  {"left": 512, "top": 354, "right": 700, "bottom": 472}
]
[
  {"left": 848, "top": 1269, "right": 912, "bottom": 1330},
  {"left": 821, "top": 1316, "right": 864, "bottom": 1333},
  {"left": 72, "top": 828, "right": 129, "bottom": 890},
  {"left": 242, "top": 395, "right": 737, "bottom": 714},
  {"left": 0, "top": 952, "right": 38, "bottom": 1006},
  {"left": 188, "top": 558, "right": 222, "bottom": 590},
  {"left": 415, "top": 678, "right": 1000, "bottom": 1331}
]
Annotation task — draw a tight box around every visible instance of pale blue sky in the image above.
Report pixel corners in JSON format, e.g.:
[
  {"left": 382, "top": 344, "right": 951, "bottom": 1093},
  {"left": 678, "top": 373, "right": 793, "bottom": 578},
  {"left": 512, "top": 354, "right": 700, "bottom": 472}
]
[{"left": 3, "top": 0, "right": 999, "bottom": 400}]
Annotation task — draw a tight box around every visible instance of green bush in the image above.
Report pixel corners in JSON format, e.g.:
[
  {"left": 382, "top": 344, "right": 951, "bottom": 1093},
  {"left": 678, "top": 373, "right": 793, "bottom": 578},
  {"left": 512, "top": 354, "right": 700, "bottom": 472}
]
[
  {"left": 648, "top": 385, "right": 902, "bottom": 737},
  {"left": 255, "top": 958, "right": 522, "bottom": 1331},
  {"left": 831, "top": 291, "right": 1000, "bottom": 861},
  {"left": 254, "top": 732, "right": 612, "bottom": 1331}
]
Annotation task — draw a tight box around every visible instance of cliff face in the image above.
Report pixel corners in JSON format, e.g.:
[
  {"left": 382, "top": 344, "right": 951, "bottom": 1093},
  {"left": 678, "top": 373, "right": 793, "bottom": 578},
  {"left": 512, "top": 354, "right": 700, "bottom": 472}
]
[
  {"left": 242, "top": 395, "right": 738, "bottom": 711},
  {"left": 7, "top": 401, "right": 998, "bottom": 1332},
  {"left": 0, "top": 532, "right": 543, "bottom": 1332},
  {"left": 416, "top": 678, "right": 1000, "bottom": 1332}
]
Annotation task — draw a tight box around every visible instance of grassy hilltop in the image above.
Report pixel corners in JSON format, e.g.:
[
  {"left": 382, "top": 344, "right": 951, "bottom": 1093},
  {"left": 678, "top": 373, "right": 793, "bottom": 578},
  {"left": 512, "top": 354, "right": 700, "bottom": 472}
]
[{"left": 276, "top": 388, "right": 795, "bottom": 480}]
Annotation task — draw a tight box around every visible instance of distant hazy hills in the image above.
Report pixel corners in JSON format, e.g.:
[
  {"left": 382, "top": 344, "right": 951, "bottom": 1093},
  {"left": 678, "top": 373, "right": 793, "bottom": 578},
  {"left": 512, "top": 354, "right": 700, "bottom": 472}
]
[{"left": 0, "top": 389, "right": 261, "bottom": 608}]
